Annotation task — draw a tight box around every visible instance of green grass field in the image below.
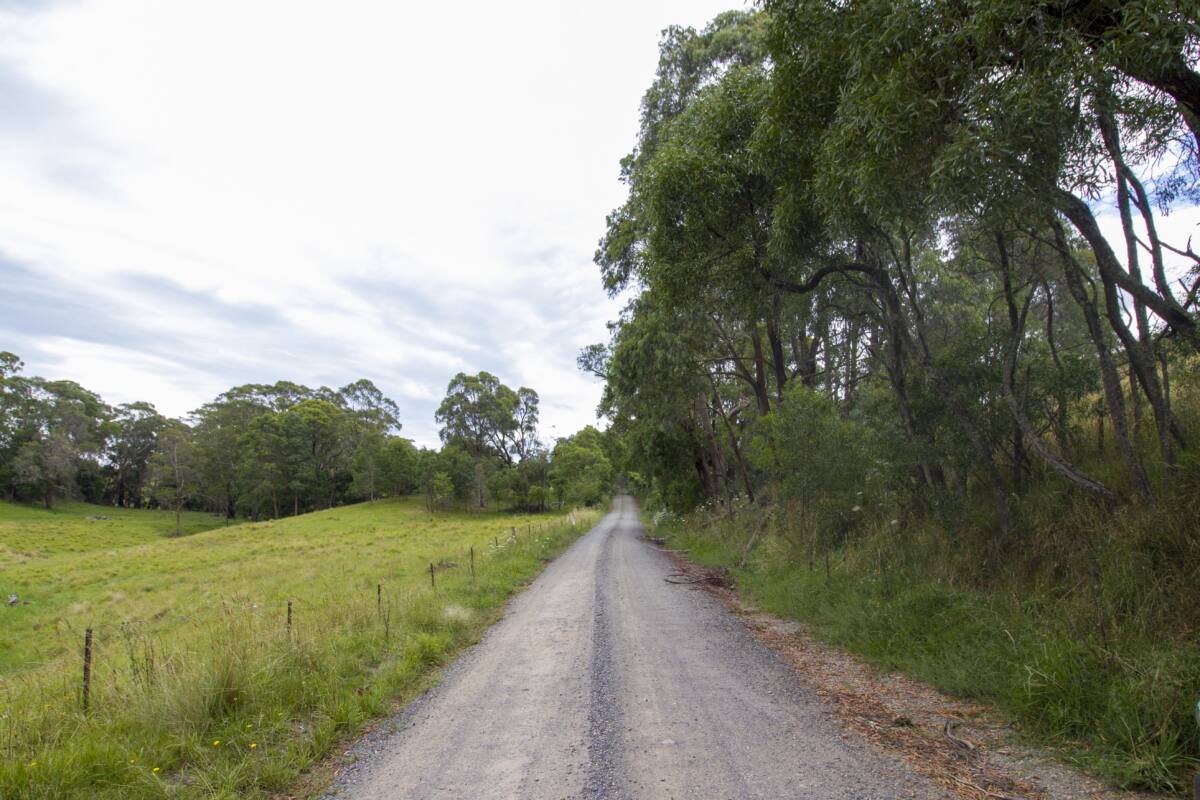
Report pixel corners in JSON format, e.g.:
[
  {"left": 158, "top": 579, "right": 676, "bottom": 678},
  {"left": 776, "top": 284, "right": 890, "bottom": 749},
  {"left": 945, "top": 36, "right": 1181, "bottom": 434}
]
[
  {"left": 0, "top": 498, "right": 601, "bottom": 799},
  {"left": 1, "top": 502, "right": 227, "bottom": 672},
  {"left": 0, "top": 501, "right": 224, "bottom": 562}
]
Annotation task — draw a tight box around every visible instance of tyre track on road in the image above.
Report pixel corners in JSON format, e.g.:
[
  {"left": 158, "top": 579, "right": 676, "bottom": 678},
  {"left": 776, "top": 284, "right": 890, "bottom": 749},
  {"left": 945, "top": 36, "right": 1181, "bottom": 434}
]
[{"left": 323, "top": 498, "right": 941, "bottom": 800}]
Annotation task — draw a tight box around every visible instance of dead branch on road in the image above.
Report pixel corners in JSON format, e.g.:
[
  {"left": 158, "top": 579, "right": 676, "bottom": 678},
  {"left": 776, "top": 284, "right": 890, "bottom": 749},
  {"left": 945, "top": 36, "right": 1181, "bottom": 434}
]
[
  {"left": 664, "top": 566, "right": 733, "bottom": 588},
  {"left": 944, "top": 719, "right": 977, "bottom": 751}
]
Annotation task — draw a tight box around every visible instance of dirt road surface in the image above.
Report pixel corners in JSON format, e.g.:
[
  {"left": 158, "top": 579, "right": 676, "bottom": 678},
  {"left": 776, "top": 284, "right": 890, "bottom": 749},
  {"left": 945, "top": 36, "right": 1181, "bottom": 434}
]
[{"left": 324, "top": 498, "right": 941, "bottom": 799}]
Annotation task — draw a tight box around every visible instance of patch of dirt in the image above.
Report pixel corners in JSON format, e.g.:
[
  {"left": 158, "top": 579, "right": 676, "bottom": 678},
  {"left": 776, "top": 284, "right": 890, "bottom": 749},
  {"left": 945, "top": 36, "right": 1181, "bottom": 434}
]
[{"left": 654, "top": 544, "right": 1163, "bottom": 800}]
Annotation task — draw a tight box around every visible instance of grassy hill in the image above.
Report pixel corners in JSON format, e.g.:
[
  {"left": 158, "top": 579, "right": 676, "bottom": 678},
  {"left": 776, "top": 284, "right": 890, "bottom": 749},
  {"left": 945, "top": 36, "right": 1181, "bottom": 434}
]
[
  {"left": 0, "top": 501, "right": 224, "bottom": 561},
  {"left": 1, "top": 502, "right": 226, "bottom": 672},
  {"left": 0, "top": 497, "right": 600, "bottom": 799}
]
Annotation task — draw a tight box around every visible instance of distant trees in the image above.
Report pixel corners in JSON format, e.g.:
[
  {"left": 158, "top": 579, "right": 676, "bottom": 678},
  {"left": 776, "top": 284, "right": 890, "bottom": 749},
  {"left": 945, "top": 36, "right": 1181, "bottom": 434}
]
[
  {"left": 109, "top": 403, "right": 167, "bottom": 508},
  {"left": 0, "top": 354, "right": 424, "bottom": 517},
  {"left": 550, "top": 426, "right": 613, "bottom": 507},
  {"left": 0, "top": 355, "right": 109, "bottom": 509},
  {"left": 0, "top": 354, "right": 615, "bottom": 517},
  {"left": 435, "top": 372, "right": 544, "bottom": 509},
  {"left": 178, "top": 381, "right": 409, "bottom": 518}
]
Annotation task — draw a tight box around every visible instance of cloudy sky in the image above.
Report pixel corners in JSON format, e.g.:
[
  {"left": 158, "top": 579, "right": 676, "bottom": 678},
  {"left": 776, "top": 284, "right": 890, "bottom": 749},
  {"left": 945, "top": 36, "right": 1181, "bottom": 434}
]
[
  {"left": 0, "top": 0, "right": 740, "bottom": 447},
  {"left": 3, "top": 2, "right": 1197, "bottom": 450}
]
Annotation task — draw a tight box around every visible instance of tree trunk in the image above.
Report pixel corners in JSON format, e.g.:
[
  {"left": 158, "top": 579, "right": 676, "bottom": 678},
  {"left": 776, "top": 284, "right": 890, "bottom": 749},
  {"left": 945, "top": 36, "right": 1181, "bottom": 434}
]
[
  {"left": 1099, "top": 107, "right": 1178, "bottom": 470},
  {"left": 695, "top": 393, "right": 727, "bottom": 507},
  {"left": 998, "top": 253, "right": 1114, "bottom": 498},
  {"left": 996, "top": 232, "right": 1028, "bottom": 493},
  {"left": 709, "top": 381, "right": 755, "bottom": 504},
  {"left": 749, "top": 324, "right": 771, "bottom": 415},
  {"left": 1042, "top": 282, "right": 1073, "bottom": 457},
  {"left": 766, "top": 295, "right": 788, "bottom": 402},
  {"left": 1053, "top": 220, "right": 1151, "bottom": 497}
]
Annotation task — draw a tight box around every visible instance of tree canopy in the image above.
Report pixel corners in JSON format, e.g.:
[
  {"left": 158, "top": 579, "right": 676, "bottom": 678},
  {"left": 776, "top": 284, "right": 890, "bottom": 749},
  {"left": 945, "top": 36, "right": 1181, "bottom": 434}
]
[{"left": 589, "top": 2, "right": 1199, "bottom": 524}]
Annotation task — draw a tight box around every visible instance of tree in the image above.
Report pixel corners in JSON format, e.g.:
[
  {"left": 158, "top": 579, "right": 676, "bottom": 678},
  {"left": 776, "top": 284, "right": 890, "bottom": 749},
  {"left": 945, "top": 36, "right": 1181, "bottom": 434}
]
[
  {"left": 550, "top": 427, "right": 613, "bottom": 507},
  {"left": 435, "top": 372, "right": 541, "bottom": 508},
  {"left": 349, "top": 427, "right": 387, "bottom": 501},
  {"left": 150, "top": 422, "right": 200, "bottom": 536},
  {"left": 12, "top": 433, "right": 78, "bottom": 510},
  {"left": 378, "top": 437, "right": 418, "bottom": 497},
  {"left": 108, "top": 402, "right": 166, "bottom": 507}
]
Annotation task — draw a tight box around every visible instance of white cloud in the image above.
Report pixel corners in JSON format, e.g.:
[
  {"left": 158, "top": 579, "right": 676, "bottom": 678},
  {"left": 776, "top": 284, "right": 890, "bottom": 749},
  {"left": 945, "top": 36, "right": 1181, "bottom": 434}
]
[{"left": 0, "top": 0, "right": 743, "bottom": 447}]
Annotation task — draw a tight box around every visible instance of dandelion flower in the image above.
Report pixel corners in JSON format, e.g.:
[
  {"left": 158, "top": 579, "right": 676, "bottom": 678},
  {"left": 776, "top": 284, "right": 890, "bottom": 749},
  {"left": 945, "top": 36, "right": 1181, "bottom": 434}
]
[
  {"left": 250, "top": 743, "right": 257, "bottom": 749},
  {"left": 212, "top": 740, "right": 221, "bottom": 747},
  {"left": 153, "top": 767, "right": 160, "bottom": 773}
]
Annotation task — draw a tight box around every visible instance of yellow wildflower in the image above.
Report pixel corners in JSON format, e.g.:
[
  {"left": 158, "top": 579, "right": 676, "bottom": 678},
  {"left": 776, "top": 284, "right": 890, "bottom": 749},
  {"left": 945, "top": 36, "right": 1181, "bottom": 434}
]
[
  {"left": 212, "top": 739, "right": 221, "bottom": 747},
  {"left": 152, "top": 767, "right": 160, "bottom": 773},
  {"left": 249, "top": 743, "right": 257, "bottom": 749}
]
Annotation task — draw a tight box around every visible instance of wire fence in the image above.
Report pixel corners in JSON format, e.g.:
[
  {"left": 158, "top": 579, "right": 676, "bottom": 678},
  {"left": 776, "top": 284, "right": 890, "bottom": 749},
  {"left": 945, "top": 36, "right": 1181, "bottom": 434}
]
[{"left": 0, "top": 508, "right": 594, "bottom": 763}]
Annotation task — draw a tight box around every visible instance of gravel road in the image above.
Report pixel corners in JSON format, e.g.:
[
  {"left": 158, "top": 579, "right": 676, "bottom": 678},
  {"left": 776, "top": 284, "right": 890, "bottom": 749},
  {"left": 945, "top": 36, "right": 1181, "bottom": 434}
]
[{"left": 324, "top": 498, "right": 941, "bottom": 799}]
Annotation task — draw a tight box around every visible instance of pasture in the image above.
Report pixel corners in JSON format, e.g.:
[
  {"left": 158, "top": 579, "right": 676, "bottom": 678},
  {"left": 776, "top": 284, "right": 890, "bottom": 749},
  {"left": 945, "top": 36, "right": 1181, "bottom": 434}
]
[{"left": 0, "top": 497, "right": 599, "bottom": 799}]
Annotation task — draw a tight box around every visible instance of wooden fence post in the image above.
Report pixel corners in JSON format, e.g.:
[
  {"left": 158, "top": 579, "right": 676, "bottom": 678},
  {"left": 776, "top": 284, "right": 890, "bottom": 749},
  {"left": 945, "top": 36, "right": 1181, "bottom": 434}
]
[
  {"left": 81, "top": 627, "right": 93, "bottom": 713},
  {"left": 470, "top": 546, "right": 475, "bottom": 579},
  {"left": 287, "top": 600, "right": 293, "bottom": 638},
  {"left": 377, "top": 582, "right": 382, "bottom": 614},
  {"left": 429, "top": 562, "right": 436, "bottom": 590}
]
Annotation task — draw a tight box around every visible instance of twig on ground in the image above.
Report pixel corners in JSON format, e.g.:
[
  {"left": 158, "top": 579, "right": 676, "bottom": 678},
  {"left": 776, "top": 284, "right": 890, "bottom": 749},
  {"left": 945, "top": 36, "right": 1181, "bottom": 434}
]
[
  {"left": 950, "top": 774, "right": 1027, "bottom": 800},
  {"left": 944, "top": 719, "right": 977, "bottom": 751}
]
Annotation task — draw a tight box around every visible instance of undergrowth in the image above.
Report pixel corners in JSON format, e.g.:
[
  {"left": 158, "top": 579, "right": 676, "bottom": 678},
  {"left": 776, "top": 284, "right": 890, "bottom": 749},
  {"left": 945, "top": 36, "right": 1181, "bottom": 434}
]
[{"left": 657, "top": 488, "right": 1200, "bottom": 794}]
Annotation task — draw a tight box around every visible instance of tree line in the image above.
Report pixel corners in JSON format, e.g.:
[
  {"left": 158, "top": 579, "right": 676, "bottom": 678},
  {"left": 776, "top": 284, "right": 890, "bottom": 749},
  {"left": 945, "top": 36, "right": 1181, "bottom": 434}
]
[
  {"left": 586, "top": 4, "right": 1199, "bottom": 530},
  {"left": 0, "top": 353, "right": 614, "bottom": 529}
]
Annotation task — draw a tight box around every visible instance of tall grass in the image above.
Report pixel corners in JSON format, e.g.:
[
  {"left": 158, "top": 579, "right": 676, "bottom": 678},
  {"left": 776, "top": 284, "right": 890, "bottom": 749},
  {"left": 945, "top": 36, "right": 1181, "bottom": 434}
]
[
  {"left": 0, "top": 501, "right": 600, "bottom": 799},
  {"left": 660, "top": 471, "right": 1200, "bottom": 793}
]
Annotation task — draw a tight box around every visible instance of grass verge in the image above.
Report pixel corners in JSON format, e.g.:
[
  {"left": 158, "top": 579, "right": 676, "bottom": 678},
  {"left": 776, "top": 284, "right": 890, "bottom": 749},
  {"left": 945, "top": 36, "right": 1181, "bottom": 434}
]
[{"left": 653, "top": 503, "right": 1200, "bottom": 795}]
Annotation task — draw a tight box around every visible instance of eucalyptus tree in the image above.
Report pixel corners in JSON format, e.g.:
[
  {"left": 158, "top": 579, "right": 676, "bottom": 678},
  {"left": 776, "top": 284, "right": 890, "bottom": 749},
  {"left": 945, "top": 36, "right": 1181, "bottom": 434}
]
[
  {"left": 192, "top": 386, "right": 275, "bottom": 517},
  {"left": 149, "top": 420, "right": 200, "bottom": 536},
  {"left": 108, "top": 402, "right": 167, "bottom": 507},
  {"left": 549, "top": 426, "right": 613, "bottom": 507},
  {"left": 435, "top": 371, "right": 542, "bottom": 508},
  {"left": 590, "top": 290, "right": 749, "bottom": 510},
  {"left": 5, "top": 378, "right": 110, "bottom": 509},
  {"left": 763, "top": 0, "right": 1197, "bottom": 496}
]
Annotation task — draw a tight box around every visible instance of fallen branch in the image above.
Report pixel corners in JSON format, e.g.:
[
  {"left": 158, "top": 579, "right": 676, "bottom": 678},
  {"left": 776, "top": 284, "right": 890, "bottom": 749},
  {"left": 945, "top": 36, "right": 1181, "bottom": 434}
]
[
  {"left": 943, "top": 719, "right": 977, "bottom": 751},
  {"left": 949, "top": 774, "right": 1026, "bottom": 800},
  {"left": 663, "top": 567, "right": 733, "bottom": 588}
]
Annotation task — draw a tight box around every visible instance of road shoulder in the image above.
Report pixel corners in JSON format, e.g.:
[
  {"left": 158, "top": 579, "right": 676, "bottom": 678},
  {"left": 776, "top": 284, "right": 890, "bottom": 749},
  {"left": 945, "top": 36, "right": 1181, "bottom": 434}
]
[{"left": 654, "top": 544, "right": 1165, "bottom": 800}]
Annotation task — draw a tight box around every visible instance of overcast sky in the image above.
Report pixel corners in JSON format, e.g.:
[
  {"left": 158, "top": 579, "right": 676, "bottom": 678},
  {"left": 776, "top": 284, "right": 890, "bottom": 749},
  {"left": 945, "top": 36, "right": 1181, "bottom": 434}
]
[{"left": 0, "top": 0, "right": 741, "bottom": 447}]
